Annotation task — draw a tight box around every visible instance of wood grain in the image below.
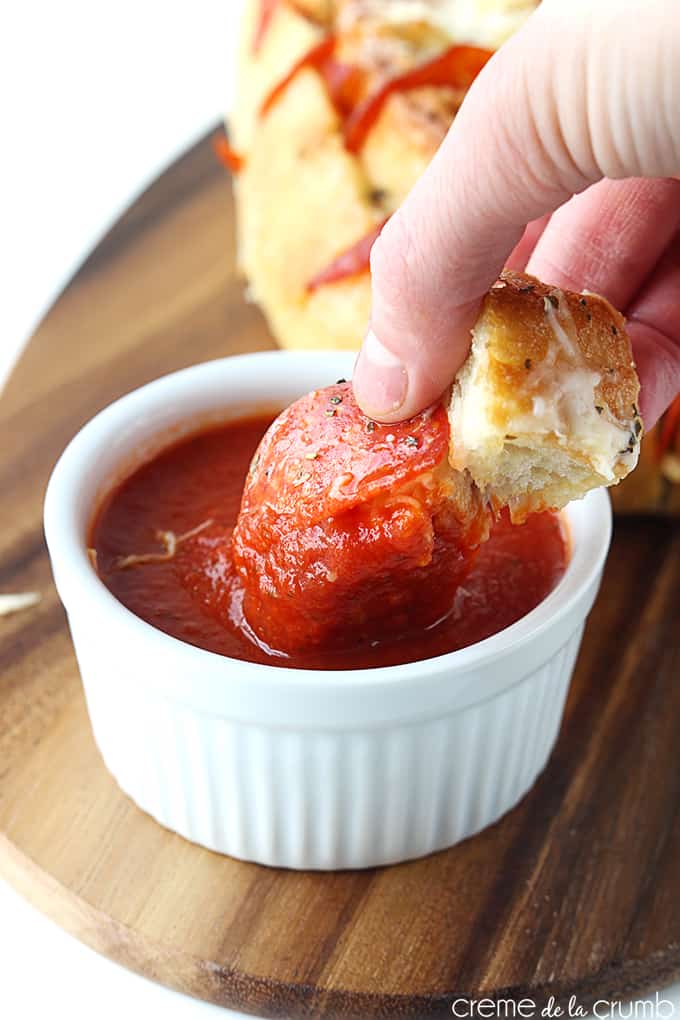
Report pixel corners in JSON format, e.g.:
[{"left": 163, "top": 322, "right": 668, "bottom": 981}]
[{"left": 1, "top": 132, "right": 680, "bottom": 1020}]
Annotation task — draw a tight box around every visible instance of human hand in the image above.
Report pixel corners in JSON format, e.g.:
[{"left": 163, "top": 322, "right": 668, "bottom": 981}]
[{"left": 352, "top": 0, "right": 680, "bottom": 428}]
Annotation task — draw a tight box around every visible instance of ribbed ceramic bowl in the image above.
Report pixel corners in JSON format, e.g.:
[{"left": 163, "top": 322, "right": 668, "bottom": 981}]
[{"left": 44, "top": 351, "right": 611, "bottom": 870}]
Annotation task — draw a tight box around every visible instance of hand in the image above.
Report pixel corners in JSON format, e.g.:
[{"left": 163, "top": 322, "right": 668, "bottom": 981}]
[{"left": 352, "top": 0, "right": 680, "bottom": 428}]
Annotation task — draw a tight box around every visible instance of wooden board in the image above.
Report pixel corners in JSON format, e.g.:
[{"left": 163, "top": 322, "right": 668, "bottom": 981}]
[{"left": 1, "top": 132, "right": 680, "bottom": 1020}]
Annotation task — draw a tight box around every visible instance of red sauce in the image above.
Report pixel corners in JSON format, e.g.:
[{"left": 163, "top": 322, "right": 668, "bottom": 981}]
[
  {"left": 212, "top": 135, "right": 243, "bottom": 174},
  {"left": 252, "top": 0, "right": 280, "bottom": 54},
  {"left": 306, "top": 220, "right": 388, "bottom": 292},
  {"left": 92, "top": 414, "right": 569, "bottom": 671},
  {"left": 343, "top": 44, "right": 493, "bottom": 152},
  {"left": 260, "top": 36, "right": 366, "bottom": 120},
  {"left": 257, "top": 38, "right": 490, "bottom": 290},
  {"left": 260, "top": 37, "right": 491, "bottom": 153}
]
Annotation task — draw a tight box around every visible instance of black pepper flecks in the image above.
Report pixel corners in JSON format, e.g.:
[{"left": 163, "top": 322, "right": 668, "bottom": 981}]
[
  {"left": 365, "top": 420, "right": 376, "bottom": 433},
  {"left": 525, "top": 358, "right": 532, "bottom": 370},
  {"left": 404, "top": 435, "right": 419, "bottom": 448},
  {"left": 329, "top": 395, "right": 342, "bottom": 405}
]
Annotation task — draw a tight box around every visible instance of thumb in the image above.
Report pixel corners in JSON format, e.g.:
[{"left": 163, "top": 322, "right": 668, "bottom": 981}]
[{"left": 353, "top": 0, "right": 680, "bottom": 421}]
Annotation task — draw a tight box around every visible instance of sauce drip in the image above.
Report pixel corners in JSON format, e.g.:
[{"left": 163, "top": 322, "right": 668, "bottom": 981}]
[
  {"left": 343, "top": 44, "right": 492, "bottom": 152},
  {"left": 92, "top": 415, "right": 569, "bottom": 671},
  {"left": 252, "top": 0, "right": 280, "bottom": 53},
  {"left": 260, "top": 35, "right": 491, "bottom": 152},
  {"left": 212, "top": 135, "right": 243, "bottom": 174},
  {"left": 306, "top": 219, "right": 387, "bottom": 292},
  {"left": 257, "top": 34, "right": 490, "bottom": 289},
  {"left": 260, "top": 36, "right": 366, "bottom": 119}
]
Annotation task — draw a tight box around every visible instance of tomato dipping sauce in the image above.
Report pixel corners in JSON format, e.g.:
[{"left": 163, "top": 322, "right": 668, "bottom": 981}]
[{"left": 92, "top": 413, "right": 569, "bottom": 671}]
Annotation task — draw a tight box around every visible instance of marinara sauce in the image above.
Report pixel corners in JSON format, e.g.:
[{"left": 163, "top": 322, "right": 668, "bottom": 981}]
[{"left": 91, "top": 415, "right": 568, "bottom": 671}]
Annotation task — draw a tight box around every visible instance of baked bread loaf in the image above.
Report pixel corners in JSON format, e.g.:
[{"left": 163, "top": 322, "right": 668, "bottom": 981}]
[
  {"left": 230, "top": 0, "right": 539, "bottom": 350},
  {"left": 448, "top": 272, "right": 642, "bottom": 518}
]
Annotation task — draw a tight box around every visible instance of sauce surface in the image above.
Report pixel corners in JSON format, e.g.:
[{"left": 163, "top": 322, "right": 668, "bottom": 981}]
[{"left": 92, "top": 415, "right": 569, "bottom": 671}]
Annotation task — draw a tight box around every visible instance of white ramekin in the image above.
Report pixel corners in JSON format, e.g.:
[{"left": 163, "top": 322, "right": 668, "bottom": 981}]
[{"left": 44, "top": 351, "right": 611, "bottom": 870}]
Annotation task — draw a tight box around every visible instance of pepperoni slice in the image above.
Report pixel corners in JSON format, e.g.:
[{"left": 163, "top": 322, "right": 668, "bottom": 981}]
[{"left": 306, "top": 220, "right": 387, "bottom": 292}]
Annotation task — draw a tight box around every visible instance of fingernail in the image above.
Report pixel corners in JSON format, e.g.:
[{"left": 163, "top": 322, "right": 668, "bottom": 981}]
[{"left": 353, "top": 330, "right": 408, "bottom": 417}]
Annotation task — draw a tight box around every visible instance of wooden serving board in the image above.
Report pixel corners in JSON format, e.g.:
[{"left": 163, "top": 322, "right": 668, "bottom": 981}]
[{"left": 1, "top": 133, "right": 679, "bottom": 1020}]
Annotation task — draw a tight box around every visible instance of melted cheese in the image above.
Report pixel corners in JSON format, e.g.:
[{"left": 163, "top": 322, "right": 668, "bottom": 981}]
[
  {"left": 339, "top": 0, "right": 538, "bottom": 48},
  {"left": 452, "top": 291, "right": 638, "bottom": 483},
  {"left": 113, "top": 520, "right": 214, "bottom": 570},
  {"left": 535, "top": 293, "right": 634, "bottom": 479}
]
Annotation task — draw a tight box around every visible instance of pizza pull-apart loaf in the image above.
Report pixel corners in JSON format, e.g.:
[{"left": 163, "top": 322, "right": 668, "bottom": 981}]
[
  {"left": 232, "top": 272, "right": 641, "bottom": 652},
  {"left": 229, "top": 0, "right": 539, "bottom": 352}
]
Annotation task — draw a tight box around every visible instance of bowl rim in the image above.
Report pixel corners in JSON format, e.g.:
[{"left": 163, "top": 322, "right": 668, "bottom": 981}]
[{"left": 44, "top": 350, "right": 612, "bottom": 694}]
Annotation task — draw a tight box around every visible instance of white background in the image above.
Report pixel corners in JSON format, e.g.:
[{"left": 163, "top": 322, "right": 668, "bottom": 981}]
[
  {"left": 1, "top": 2, "right": 678, "bottom": 1018},
  {"left": 0, "top": 0, "right": 243, "bottom": 392}
]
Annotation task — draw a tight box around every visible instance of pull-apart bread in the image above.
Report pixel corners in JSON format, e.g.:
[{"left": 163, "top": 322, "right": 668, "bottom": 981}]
[{"left": 230, "top": 0, "right": 539, "bottom": 351}]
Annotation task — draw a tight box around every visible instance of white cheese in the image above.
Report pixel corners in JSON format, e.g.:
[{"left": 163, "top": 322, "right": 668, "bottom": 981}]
[
  {"left": 452, "top": 291, "right": 638, "bottom": 483},
  {"left": 339, "top": 0, "right": 537, "bottom": 49}
]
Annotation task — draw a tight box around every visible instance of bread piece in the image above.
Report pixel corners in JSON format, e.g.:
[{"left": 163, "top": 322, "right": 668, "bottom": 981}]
[{"left": 448, "top": 272, "right": 642, "bottom": 518}]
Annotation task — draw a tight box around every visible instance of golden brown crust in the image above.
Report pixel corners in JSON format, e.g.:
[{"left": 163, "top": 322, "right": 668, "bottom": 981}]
[
  {"left": 482, "top": 272, "right": 641, "bottom": 437},
  {"left": 293, "top": 0, "right": 335, "bottom": 22}
]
